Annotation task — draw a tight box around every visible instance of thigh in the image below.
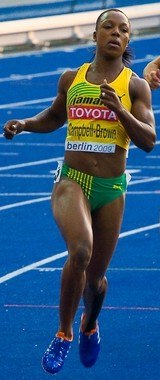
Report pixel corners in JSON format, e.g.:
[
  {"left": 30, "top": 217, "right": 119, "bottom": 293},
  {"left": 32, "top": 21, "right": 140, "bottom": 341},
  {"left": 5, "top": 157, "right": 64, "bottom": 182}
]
[
  {"left": 86, "top": 194, "right": 125, "bottom": 281},
  {"left": 51, "top": 178, "right": 93, "bottom": 248}
]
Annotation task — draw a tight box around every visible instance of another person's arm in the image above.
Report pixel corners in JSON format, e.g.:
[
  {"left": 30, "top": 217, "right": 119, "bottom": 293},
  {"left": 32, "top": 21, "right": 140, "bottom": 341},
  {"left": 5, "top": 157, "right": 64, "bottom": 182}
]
[{"left": 143, "top": 56, "right": 160, "bottom": 90}]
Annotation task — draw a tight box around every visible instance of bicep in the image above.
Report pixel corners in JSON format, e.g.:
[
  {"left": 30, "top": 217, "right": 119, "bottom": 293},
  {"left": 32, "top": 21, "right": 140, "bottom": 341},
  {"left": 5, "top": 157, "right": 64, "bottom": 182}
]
[
  {"left": 131, "top": 79, "right": 155, "bottom": 128},
  {"left": 49, "top": 70, "right": 76, "bottom": 127}
]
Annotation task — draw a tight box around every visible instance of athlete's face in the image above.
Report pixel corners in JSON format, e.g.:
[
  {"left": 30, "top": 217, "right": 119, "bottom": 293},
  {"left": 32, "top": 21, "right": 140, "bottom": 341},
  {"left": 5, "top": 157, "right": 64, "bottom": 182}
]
[{"left": 93, "top": 11, "right": 130, "bottom": 58}]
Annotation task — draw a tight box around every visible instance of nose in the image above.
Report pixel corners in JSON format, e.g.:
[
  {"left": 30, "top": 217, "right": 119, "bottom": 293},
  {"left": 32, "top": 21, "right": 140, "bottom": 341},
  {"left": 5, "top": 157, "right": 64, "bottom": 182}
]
[{"left": 111, "top": 27, "right": 120, "bottom": 36}]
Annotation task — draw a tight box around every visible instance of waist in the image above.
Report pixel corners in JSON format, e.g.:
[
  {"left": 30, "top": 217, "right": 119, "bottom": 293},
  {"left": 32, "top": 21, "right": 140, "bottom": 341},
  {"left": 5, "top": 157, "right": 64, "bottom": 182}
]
[{"left": 61, "top": 162, "right": 127, "bottom": 183}]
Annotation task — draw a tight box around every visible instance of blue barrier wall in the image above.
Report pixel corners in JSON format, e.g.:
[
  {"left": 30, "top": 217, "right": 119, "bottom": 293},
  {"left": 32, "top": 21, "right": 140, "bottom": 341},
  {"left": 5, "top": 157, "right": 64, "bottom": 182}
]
[{"left": 0, "top": 0, "right": 158, "bottom": 22}]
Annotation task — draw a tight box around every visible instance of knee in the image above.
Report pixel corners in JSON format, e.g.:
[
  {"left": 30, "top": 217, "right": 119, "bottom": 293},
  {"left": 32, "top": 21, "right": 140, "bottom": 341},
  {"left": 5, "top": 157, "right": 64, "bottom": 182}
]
[{"left": 69, "top": 242, "right": 92, "bottom": 271}]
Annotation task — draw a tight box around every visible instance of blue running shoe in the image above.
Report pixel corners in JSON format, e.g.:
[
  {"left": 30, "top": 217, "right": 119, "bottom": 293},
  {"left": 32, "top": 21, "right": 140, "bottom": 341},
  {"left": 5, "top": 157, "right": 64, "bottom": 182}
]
[
  {"left": 79, "top": 315, "right": 100, "bottom": 367},
  {"left": 42, "top": 332, "right": 72, "bottom": 374}
]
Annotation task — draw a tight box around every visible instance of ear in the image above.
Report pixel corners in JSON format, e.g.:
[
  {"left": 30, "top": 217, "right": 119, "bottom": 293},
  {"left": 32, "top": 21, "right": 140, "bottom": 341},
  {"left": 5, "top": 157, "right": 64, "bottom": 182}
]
[{"left": 93, "top": 31, "right": 97, "bottom": 42}]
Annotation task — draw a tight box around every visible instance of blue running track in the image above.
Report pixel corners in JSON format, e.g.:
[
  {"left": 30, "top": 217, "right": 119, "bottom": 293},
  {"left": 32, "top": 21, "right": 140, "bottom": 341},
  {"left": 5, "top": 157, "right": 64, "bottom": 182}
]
[{"left": 0, "top": 34, "right": 160, "bottom": 380}]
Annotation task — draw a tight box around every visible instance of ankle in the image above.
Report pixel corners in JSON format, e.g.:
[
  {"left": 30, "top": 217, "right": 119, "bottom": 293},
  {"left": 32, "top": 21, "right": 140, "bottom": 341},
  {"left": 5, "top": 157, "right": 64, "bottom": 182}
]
[
  {"left": 56, "top": 331, "right": 73, "bottom": 342},
  {"left": 81, "top": 314, "right": 97, "bottom": 333}
]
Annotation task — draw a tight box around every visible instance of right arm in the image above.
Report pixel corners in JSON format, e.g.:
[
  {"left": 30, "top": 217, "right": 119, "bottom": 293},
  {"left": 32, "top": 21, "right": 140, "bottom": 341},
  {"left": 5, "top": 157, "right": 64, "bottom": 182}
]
[
  {"left": 3, "top": 70, "right": 76, "bottom": 139},
  {"left": 143, "top": 56, "right": 160, "bottom": 90}
]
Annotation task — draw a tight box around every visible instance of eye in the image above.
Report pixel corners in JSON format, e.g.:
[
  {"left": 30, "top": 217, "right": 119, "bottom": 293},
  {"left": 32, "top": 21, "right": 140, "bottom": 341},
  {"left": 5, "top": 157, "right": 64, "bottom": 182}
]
[
  {"left": 120, "top": 25, "right": 129, "bottom": 33},
  {"left": 122, "top": 28, "right": 129, "bottom": 33},
  {"left": 103, "top": 23, "right": 112, "bottom": 29}
]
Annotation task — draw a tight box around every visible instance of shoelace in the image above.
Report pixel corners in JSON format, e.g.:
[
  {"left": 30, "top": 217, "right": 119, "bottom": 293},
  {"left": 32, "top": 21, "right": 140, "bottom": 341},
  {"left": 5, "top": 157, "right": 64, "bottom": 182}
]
[{"left": 48, "top": 337, "right": 70, "bottom": 357}]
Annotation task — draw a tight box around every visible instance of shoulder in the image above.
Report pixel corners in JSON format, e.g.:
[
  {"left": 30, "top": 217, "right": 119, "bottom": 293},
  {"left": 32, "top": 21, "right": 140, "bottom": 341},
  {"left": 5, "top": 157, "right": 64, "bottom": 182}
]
[
  {"left": 129, "top": 71, "right": 151, "bottom": 101},
  {"left": 58, "top": 67, "right": 80, "bottom": 93}
]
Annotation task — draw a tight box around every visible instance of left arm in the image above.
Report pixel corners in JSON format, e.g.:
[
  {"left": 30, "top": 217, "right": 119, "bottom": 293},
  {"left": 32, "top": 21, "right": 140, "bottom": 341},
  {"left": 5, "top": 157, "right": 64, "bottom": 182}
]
[{"left": 100, "top": 76, "right": 156, "bottom": 152}]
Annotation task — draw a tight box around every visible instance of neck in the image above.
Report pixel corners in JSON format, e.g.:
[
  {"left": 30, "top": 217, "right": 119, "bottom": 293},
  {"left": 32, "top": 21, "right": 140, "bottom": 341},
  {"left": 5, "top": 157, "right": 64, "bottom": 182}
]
[{"left": 92, "top": 55, "right": 124, "bottom": 75}]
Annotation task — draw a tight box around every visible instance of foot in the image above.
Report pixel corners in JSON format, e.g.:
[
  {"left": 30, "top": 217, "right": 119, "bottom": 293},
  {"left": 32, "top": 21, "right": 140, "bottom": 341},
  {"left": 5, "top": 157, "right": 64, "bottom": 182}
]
[
  {"left": 42, "top": 332, "right": 72, "bottom": 374},
  {"left": 78, "top": 314, "right": 100, "bottom": 367}
]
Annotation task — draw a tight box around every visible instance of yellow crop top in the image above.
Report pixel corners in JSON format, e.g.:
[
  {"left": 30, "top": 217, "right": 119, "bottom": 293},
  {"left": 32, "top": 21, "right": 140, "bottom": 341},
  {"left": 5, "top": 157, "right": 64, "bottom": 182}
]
[{"left": 65, "top": 63, "right": 132, "bottom": 153}]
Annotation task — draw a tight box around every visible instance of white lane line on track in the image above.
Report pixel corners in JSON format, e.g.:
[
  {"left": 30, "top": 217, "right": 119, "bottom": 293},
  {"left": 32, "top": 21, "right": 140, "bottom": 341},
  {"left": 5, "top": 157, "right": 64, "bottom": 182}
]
[
  {"left": 0, "top": 196, "right": 51, "bottom": 211},
  {"left": 0, "top": 142, "right": 64, "bottom": 146},
  {"left": 0, "top": 174, "right": 159, "bottom": 211},
  {"left": 0, "top": 190, "right": 160, "bottom": 197},
  {"left": 32, "top": 267, "right": 160, "bottom": 272},
  {"left": 0, "top": 223, "right": 160, "bottom": 284},
  {"left": 0, "top": 68, "right": 66, "bottom": 83},
  {"left": 0, "top": 156, "right": 63, "bottom": 171},
  {"left": 3, "top": 304, "right": 160, "bottom": 311},
  {"left": 0, "top": 251, "right": 68, "bottom": 284},
  {"left": 127, "top": 165, "right": 160, "bottom": 169},
  {"left": 127, "top": 191, "right": 160, "bottom": 194},
  {"left": 0, "top": 180, "right": 159, "bottom": 211},
  {"left": 0, "top": 192, "right": 51, "bottom": 196},
  {"left": 0, "top": 52, "right": 159, "bottom": 82},
  {"left": 0, "top": 174, "right": 53, "bottom": 178},
  {"left": 0, "top": 97, "right": 54, "bottom": 109},
  {"left": 129, "top": 177, "right": 160, "bottom": 185}
]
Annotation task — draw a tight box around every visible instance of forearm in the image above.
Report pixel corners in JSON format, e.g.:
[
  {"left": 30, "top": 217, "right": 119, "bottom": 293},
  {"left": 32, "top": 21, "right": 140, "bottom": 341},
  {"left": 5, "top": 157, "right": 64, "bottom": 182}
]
[
  {"left": 117, "top": 108, "right": 156, "bottom": 152},
  {"left": 23, "top": 106, "right": 64, "bottom": 133}
]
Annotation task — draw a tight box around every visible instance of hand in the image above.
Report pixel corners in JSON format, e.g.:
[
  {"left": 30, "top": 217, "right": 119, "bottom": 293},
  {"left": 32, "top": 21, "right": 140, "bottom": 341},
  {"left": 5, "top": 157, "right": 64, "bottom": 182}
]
[
  {"left": 3, "top": 120, "right": 25, "bottom": 140},
  {"left": 100, "top": 79, "right": 123, "bottom": 114},
  {"left": 144, "top": 69, "right": 160, "bottom": 90}
]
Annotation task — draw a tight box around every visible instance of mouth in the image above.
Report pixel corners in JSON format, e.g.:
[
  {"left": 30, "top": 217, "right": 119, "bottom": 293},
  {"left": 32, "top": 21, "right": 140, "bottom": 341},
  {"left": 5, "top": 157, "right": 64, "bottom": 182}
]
[{"left": 108, "top": 40, "right": 121, "bottom": 47}]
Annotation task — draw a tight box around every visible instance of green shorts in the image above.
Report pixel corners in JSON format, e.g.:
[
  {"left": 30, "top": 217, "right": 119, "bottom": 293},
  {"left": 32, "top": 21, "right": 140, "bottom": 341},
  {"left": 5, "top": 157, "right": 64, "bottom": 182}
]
[{"left": 57, "top": 162, "right": 130, "bottom": 212}]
